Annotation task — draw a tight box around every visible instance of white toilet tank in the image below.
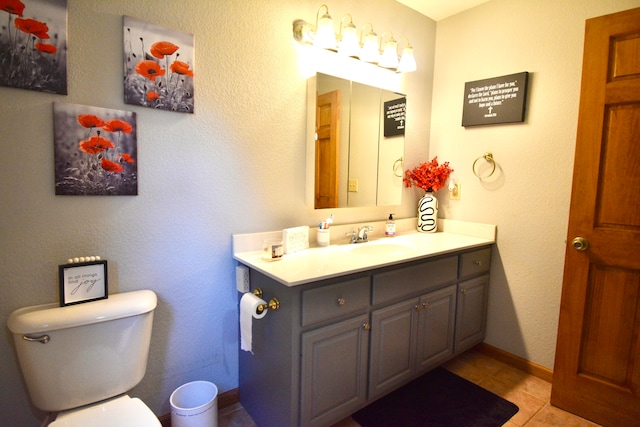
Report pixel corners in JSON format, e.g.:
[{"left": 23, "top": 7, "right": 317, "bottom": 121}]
[{"left": 7, "top": 290, "right": 157, "bottom": 412}]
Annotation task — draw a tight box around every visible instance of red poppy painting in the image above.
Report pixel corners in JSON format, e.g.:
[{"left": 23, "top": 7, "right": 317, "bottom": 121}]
[
  {"left": 123, "top": 16, "right": 194, "bottom": 113},
  {"left": 0, "top": 0, "right": 67, "bottom": 94},
  {"left": 54, "top": 103, "right": 138, "bottom": 195}
]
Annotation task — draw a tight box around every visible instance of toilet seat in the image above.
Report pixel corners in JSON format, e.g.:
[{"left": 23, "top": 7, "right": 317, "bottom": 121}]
[{"left": 49, "top": 395, "right": 160, "bottom": 427}]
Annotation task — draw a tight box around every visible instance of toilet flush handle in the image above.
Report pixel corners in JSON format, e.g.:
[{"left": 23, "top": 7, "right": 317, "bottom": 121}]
[{"left": 23, "top": 334, "right": 50, "bottom": 344}]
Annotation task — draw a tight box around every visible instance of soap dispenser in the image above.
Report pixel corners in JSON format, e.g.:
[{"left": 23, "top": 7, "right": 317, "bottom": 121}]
[{"left": 385, "top": 214, "right": 396, "bottom": 237}]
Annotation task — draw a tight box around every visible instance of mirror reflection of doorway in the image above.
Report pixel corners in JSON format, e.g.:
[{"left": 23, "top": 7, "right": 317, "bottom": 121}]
[{"left": 315, "top": 90, "right": 340, "bottom": 209}]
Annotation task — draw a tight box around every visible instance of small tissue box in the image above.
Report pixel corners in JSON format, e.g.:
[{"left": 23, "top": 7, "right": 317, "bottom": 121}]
[{"left": 282, "top": 226, "right": 309, "bottom": 254}]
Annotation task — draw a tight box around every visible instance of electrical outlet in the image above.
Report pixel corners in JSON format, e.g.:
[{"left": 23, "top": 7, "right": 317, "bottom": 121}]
[
  {"left": 449, "top": 183, "right": 461, "bottom": 200},
  {"left": 236, "top": 265, "right": 250, "bottom": 293},
  {"left": 348, "top": 179, "right": 359, "bottom": 192}
]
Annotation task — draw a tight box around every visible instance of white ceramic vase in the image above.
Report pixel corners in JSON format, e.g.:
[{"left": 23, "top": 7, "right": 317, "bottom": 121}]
[{"left": 417, "top": 191, "right": 438, "bottom": 232}]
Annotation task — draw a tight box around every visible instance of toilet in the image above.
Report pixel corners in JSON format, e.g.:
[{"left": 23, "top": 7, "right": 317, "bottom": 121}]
[{"left": 7, "top": 290, "right": 161, "bottom": 426}]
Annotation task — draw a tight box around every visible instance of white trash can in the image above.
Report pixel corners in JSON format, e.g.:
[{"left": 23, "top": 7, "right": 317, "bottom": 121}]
[{"left": 170, "top": 381, "right": 218, "bottom": 427}]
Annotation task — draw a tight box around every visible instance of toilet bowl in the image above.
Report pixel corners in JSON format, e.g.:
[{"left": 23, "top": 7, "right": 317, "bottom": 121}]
[{"left": 7, "top": 290, "right": 160, "bottom": 426}]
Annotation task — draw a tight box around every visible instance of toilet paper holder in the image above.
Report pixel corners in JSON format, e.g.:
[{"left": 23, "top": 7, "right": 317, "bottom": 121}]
[{"left": 252, "top": 288, "right": 280, "bottom": 314}]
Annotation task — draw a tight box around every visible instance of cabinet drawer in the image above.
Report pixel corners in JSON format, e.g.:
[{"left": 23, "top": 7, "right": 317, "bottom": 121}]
[
  {"left": 372, "top": 256, "right": 457, "bottom": 305},
  {"left": 302, "top": 277, "right": 370, "bottom": 327},
  {"left": 459, "top": 248, "right": 491, "bottom": 279}
]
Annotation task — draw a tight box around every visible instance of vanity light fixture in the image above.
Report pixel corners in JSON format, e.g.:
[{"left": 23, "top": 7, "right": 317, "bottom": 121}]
[
  {"left": 378, "top": 31, "right": 399, "bottom": 69},
  {"left": 313, "top": 4, "right": 337, "bottom": 50},
  {"left": 396, "top": 37, "right": 417, "bottom": 73},
  {"left": 359, "top": 23, "right": 379, "bottom": 63},
  {"left": 292, "top": 5, "right": 417, "bottom": 73},
  {"left": 338, "top": 14, "right": 359, "bottom": 58}
]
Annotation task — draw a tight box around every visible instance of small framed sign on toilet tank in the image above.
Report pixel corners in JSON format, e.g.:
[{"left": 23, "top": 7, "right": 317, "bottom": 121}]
[{"left": 59, "top": 260, "right": 108, "bottom": 306}]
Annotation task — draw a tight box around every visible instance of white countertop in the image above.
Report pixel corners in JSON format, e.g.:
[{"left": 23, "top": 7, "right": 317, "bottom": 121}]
[{"left": 233, "top": 219, "right": 496, "bottom": 287}]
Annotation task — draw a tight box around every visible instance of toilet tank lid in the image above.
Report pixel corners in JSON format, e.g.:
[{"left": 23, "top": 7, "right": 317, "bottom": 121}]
[{"left": 7, "top": 290, "right": 157, "bottom": 334}]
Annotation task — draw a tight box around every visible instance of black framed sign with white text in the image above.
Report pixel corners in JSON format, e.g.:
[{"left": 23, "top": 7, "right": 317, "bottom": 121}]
[{"left": 462, "top": 72, "right": 529, "bottom": 127}]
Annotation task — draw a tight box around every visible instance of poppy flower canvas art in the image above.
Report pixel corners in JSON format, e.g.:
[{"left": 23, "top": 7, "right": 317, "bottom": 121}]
[
  {"left": 54, "top": 102, "right": 138, "bottom": 195},
  {"left": 0, "top": 0, "right": 67, "bottom": 94},
  {"left": 123, "top": 16, "right": 194, "bottom": 113}
]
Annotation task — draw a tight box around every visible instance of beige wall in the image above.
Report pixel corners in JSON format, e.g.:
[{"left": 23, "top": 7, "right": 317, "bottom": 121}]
[
  {"left": 0, "top": 1, "right": 434, "bottom": 425},
  {"left": 430, "top": 0, "right": 640, "bottom": 368}
]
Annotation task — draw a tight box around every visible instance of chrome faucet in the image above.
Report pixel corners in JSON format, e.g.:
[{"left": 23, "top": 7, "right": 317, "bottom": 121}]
[{"left": 346, "top": 225, "right": 374, "bottom": 243}]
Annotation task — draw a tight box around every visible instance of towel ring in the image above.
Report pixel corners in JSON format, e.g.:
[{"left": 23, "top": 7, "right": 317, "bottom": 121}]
[
  {"left": 472, "top": 153, "right": 496, "bottom": 179},
  {"left": 393, "top": 157, "right": 404, "bottom": 177}
]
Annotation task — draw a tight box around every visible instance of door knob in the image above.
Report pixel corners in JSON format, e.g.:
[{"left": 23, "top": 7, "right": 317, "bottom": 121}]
[{"left": 571, "top": 237, "right": 589, "bottom": 251}]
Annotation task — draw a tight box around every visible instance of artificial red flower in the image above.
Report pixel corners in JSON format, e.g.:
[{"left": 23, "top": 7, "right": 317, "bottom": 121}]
[
  {"left": 78, "top": 136, "right": 114, "bottom": 154},
  {"left": 101, "top": 158, "right": 124, "bottom": 173},
  {"left": 170, "top": 60, "right": 194, "bottom": 77},
  {"left": 35, "top": 42, "right": 57, "bottom": 54},
  {"left": 0, "top": 0, "right": 25, "bottom": 16},
  {"left": 77, "top": 114, "right": 105, "bottom": 128},
  {"left": 150, "top": 41, "right": 179, "bottom": 58},
  {"left": 403, "top": 157, "right": 454, "bottom": 192},
  {"left": 120, "top": 153, "right": 135, "bottom": 163},
  {"left": 135, "top": 60, "right": 165, "bottom": 81},
  {"left": 103, "top": 119, "right": 133, "bottom": 134},
  {"left": 14, "top": 18, "right": 49, "bottom": 39},
  {"left": 146, "top": 91, "right": 160, "bottom": 101}
]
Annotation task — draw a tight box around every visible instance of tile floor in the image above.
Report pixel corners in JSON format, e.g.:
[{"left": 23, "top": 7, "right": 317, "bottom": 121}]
[{"left": 218, "top": 348, "right": 601, "bottom": 427}]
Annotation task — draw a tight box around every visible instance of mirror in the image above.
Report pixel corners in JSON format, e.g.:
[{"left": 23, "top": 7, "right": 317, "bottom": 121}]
[{"left": 308, "top": 73, "right": 406, "bottom": 209}]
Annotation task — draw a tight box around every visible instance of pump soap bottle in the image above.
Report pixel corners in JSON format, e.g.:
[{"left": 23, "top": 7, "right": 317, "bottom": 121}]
[{"left": 385, "top": 214, "right": 396, "bottom": 237}]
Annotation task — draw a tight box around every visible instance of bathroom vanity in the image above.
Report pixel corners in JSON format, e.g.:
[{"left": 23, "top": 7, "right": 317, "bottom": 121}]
[{"left": 233, "top": 219, "right": 495, "bottom": 427}]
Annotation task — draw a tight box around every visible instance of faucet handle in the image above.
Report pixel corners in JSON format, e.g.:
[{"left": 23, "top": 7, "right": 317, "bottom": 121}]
[
  {"left": 345, "top": 230, "right": 357, "bottom": 243},
  {"left": 358, "top": 225, "right": 374, "bottom": 241}
]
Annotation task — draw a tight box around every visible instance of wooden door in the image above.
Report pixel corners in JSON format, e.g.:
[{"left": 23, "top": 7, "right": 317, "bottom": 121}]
[
  {"left": 551, "top": 8, "right": 640, "bottom": 427},
  {"left": 315, "top": 90, "right": 340, "bottom": 209}
]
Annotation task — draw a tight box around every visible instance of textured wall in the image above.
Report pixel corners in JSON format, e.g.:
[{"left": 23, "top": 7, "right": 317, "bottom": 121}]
[
  {"left": 430, "top": 0, "right": 640, "bottom": 368},
  {"left": 0, "top": 1, "right": 434, "bottom": 425}
]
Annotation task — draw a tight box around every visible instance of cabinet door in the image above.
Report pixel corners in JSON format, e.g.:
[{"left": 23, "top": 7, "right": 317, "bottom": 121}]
[
  {"left": 416, "top": 284, "right": 457, "bottom": 373},
  {"left": 455, "top": 275, "right": 489, "bottom": 353},
  {"left": 300, "top": 314, "right": 369, "bottom": 427},
  {"left": 369, "top": 298, "right": 418, "bottom": 399}
]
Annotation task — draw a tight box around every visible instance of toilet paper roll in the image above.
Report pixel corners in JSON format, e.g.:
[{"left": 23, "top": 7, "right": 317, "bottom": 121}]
[{"left": 240, "top": 292, "right": 267, "bottom": 353}]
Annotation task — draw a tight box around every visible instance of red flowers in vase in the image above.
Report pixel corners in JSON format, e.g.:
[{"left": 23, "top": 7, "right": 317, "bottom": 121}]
[{"left": 403, "top": 157, "right": 453, "bottom": 192}]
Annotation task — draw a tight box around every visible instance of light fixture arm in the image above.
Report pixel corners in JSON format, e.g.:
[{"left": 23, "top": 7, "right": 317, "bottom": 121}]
[{"left": 316, "top": 4, "right": 330, "bottom": 28}]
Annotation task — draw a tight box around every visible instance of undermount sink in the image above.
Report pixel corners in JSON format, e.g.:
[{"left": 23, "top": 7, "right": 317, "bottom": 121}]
[{"left": 348, "top": 241, "right": 414, "bottom": 256}]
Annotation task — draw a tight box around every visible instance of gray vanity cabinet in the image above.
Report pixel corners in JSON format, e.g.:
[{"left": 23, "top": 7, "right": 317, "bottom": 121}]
[
  {"left": 368, "top": 256, "right": 458, "bottom": 400},
  {"left": 368, "top": 285, "right": 457, "bottom": 399},
  {"left": 455, "top": 248, "right": 491, "bottom": 353},
  {"left": 369, "top": 297, "right": 418, "bottom": 398},
  {"left": 238, "top": 245, "right": 492, "bottom": 427},
  {"left": 300, "top": 314, "right": 369, "bottom": 427},
  {"left": 455, "top": 275, "right": 489, "bottom": 353}
]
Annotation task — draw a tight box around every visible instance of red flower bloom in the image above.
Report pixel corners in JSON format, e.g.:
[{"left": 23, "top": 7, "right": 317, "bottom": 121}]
[
  {"left": 103, "top": 119, "right": 133, "bottom": 134},
  {"left": 135, "top": 60, "right": 165, "bottom": 81},
  {"left": 120, "top": 153, "right": 135, "bottom": 163},
  {"left": 146, "top": 91, "right": 160, "bottom": 101},
  {"left": 77, "top": 114, "right": 105, "bottom": 128},
  {"left": 150, "top": 41, "right": 179, "bottom": 58},
  {"left": 170, "top": 60, "right": 194, "bottom": 77},
  {"left": 35, "top": 42, "right": 57, "bottom": 54},
  {"left": 0, "top": 0, "right": 25, "bottom": 16},
  {"left": 403, "top": 157, "right": 454, "bottom": 192},
  {"left": 101, "top": 158, "right": 124, "bottom": 173},
  {"left": 14, "top": 18, "right": 49, "bottom": 39},
  {"left": 79, "top": 136, "right": 114, "bottom": 154}
]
